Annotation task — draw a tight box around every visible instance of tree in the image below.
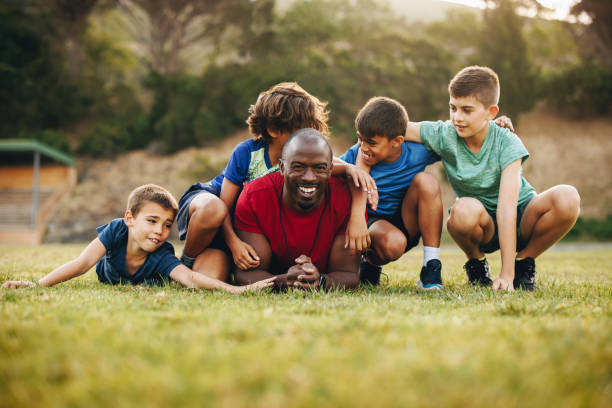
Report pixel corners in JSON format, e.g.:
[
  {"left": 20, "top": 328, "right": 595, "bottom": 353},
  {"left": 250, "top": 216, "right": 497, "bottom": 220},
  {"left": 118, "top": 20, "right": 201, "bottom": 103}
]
[
  {"left": 21, "top": 0, "right": 108, "bottom": 79},
  {"left": 117, "top": 0, "right": 258, "bottom": 74},
  {"left": 571, "top": 0, "right": 612, "bottom": 65},
  {"left": 478, "top": 0, "right": 538, "bottom": 119}
]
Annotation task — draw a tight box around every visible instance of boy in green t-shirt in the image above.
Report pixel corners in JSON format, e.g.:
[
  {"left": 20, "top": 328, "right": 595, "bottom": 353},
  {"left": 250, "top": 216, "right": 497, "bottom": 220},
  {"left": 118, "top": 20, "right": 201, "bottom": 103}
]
[{"left": 404, "top": 66, "right": 580, "bottom": 291}]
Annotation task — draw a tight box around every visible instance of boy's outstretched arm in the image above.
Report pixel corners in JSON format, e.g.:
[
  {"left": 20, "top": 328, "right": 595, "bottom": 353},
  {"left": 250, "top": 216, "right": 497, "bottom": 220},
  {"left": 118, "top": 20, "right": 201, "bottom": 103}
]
[
  {"left": 345, "top": 182, "right": 370, "bottom": 254},
  {"left": 332, "top": 156, "right": 377, "bottom": 253},
  {"left": 403, "top": 116, "right": 514, "bottom": 143},
  {"left": 405, "top": 122, "right": 423, "bottom": 143},
  {"left": 332, "top": 157, "right": 378, "bottom": 209},
  {"left": 219, "top": 178, "right": 261, "bottom": 271},
  {"left": 493, "top": 159, "right": 522, "bottom": 291},
  {"left": 169, "top": 264, "right": 275, "bottom": 294},
  {"left": 3, "top": 238, "right": 107, "bottom": 288}
]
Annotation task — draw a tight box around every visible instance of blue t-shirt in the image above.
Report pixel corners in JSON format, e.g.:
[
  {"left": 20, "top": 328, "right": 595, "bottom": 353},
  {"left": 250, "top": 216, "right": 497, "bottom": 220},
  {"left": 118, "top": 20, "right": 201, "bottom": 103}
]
[
  {"left": 340, "top": 142, "right": 439, "bottom": 216},
  {"left": 95, "top": 219, "right": 182, "bottom": 285},
  {"left": 181, "top": 138, "right": 280, "bottom": 204}
]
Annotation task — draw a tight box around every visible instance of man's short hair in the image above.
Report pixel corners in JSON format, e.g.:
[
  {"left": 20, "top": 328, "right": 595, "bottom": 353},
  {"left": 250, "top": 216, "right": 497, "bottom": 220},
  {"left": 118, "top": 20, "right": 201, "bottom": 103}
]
[
  {"left": 449, "top": 66, "right": 500, "bottom": 108},
  {"left": 282, "top": 128, "right": 332, "bottom": 162},
  {"left": 127, "top": 184, "right": 178, "bottom": 217},
  {"left": 355, "top": 96, "right": 408, "bottom": 140},
  {"left": 247, "top": 82, "right": 330, "bottom": 143}
]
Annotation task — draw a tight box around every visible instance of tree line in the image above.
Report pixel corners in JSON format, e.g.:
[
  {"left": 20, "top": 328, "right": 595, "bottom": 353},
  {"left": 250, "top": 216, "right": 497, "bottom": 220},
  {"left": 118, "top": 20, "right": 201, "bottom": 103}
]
[{"left": 1, "top": 0, "right": 610, "bottom": 156}]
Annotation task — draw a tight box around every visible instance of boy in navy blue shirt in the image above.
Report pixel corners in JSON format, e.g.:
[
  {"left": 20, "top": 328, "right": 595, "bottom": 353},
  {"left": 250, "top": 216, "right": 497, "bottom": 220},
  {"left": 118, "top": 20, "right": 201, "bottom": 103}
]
[
  {"left": 2, "top": 184, "right": 275, "bottom": 293},
  {"left": 340, "top": 97, "right": 444, "bottom": 289}
]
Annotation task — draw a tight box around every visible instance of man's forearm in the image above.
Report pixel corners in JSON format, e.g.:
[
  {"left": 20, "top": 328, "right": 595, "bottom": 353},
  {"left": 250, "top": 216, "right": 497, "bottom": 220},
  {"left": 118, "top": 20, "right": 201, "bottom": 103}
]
[
  {"left": 324, "top": 271, "right": 359, "bottom": 290},
  {"left": 234, "top": 269, "right": 276, "bottom": 285}
]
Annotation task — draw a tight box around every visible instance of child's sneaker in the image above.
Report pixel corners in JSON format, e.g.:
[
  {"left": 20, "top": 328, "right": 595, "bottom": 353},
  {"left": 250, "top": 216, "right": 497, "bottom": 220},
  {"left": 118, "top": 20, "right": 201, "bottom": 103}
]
[
  {"left": 359, "top": 257, "right": 382, "bottom": 286},
  {"left": 513, "top": 257, "right": 536, "bottom": 291},
  {"left": 464, "top": 258, "right": 492, "bottom": 286},
  {"left": 417, "top": 259, "right": 443, "bottom": 290}
]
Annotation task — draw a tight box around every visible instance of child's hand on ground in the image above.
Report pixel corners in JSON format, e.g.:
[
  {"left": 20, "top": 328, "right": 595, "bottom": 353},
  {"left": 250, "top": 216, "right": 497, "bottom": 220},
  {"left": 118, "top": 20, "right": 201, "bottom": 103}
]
[
  {"left": 346, "top": 164, "right": 378, "bottom": 210},
  {"left": 232, "top": 276, "right": 276, "bottom": 294},
  {"left": 494, "top": 116, "right": 514, "bottom": 132},
  {"left": 492, "top": 277, "right": 514, "bottom": 291},
  {"left": 2, "top": 280, "right": 37, "bottom": 289},
  {"left": 345, "top": 215, "right": 371, "bottom": 254},
  {"left": 230, "top": 239, "right": 260, "bottom": 270}
]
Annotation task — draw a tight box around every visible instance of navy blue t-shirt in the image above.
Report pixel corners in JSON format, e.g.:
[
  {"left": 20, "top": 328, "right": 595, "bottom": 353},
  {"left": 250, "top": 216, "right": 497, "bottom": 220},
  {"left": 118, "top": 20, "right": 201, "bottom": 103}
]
[
  {"left": 340, "top": 142, "right": 439, "bottom": 216},
  {"left": 95, "top": 219, "right": 182, "bottom": 285}
]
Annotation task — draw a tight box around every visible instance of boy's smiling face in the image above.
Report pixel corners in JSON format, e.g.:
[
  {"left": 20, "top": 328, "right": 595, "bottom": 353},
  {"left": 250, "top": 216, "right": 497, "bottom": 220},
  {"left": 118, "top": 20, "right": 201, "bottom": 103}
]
[
  {"left": 357, "top": 133, "right": 404, "bottom": 166},
  {"left": 124, "top": 201, "right": 175, "bottom": 253},
  {"left": 449, "top": 94, "right": 499, "bottom": 140}
]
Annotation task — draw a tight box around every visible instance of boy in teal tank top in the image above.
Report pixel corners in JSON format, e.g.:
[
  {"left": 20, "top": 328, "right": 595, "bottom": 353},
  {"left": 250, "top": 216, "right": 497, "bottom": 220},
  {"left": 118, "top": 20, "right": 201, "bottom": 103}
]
[{"left": 404, "top": 66, "right": 581, "bottom": 291}]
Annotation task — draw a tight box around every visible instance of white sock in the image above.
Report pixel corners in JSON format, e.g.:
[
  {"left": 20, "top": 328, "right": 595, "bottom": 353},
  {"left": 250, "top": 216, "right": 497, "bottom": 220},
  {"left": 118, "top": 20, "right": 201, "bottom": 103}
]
[{"left": 423, "top": 246, "right": 440, "bottom": 266}]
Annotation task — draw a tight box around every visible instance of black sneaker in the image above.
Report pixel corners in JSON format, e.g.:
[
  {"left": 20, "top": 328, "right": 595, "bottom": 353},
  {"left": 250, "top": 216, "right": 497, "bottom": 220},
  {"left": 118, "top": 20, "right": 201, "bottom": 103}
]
[
  {"left": 359, "top": 257, "right": 382, "bottom": 286},
  {"left": 514, "top": 258, "right": 536, "bottom": 291},
  {"left": 464, "top": 258, "right": 493, "bottom": 286},
  {"left": 417, "top": 259, "right": 443, "bottom": 290}
]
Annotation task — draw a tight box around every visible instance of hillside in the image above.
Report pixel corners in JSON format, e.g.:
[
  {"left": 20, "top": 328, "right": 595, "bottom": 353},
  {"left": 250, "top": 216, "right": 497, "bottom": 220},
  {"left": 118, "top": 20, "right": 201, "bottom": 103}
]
[{"left": 45, "top": 107, "right": 612, "bottom": 242}]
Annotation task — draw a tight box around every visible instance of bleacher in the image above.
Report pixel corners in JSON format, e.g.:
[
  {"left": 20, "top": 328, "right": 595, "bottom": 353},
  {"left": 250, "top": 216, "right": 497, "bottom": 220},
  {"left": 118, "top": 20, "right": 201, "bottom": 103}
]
[
  {"left": 0, "top": 140, "right": 76, "bottom": 244},
  {"left": 0, "top": 189, "right": 55, "bottom": 227}
]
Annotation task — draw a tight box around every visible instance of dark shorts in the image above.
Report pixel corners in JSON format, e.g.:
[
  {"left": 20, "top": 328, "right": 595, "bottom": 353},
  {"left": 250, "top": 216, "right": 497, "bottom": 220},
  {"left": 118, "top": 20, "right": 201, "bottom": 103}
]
[
  {"left": 367, "top": 210, "right": 421, "bottom": 253},
  {"left": 478, "top": 195, "right": 535, "bottom": 254},
  {"left": 176, "top": 182, "right": 229, "bottom": 253}
]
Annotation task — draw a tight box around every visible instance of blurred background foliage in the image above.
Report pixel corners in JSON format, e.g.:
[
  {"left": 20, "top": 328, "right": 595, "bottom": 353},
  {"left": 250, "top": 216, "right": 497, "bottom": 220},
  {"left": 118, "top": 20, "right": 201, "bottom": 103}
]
[{"left": 0, "top": 0, "right": 610, "bottom": 156}]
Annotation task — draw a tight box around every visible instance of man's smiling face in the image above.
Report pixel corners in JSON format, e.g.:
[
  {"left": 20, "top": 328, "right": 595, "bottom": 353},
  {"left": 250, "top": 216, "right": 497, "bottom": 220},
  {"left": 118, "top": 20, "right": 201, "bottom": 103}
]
[{"left": 280, "top": 135, "right": 332, "bottom": 212}]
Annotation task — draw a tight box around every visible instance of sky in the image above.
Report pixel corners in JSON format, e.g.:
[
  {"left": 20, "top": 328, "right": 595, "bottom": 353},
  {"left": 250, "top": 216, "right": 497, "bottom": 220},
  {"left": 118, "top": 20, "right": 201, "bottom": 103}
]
[{"left": 442, "top": 0, "right": 581, "bottom": 20}]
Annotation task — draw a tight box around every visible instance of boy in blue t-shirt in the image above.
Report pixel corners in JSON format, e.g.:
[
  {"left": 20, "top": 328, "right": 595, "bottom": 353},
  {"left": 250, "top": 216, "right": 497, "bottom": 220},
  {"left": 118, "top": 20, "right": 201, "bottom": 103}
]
[
  {"left": 2, "top": 184, "right": 274, "bottom": 293},
  {"left": 339, "top": 97, "right": 444, "bottom": 289},
  {"left": 403, "top": 66, "right": 581, "bottom": 291},
  {"left": 178, "top": 82, "right": 374, "bottom": 282}
]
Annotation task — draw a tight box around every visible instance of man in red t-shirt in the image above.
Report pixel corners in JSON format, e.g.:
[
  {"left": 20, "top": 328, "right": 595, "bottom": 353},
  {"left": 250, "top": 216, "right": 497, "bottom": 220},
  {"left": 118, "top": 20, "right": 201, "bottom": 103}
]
[{"left": 234, "top": 128, "right": 361, "bottom": 290}]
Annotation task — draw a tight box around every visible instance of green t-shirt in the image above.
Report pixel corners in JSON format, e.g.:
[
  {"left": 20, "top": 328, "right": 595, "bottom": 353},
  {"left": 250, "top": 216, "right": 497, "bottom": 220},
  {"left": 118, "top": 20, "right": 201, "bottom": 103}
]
[{"left": 420, "top": 120, "right": 536, "bottom": 212}]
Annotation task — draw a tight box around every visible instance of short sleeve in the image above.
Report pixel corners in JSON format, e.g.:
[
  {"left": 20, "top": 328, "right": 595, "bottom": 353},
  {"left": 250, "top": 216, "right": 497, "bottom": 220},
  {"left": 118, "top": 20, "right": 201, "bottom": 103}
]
[
  {"left": 331, "top": 177, "right": 351, "bottom": 236},
  {"left": 96, "top": 219, "right": 126, "bottom": 251},
  {"left": 153, "top": 243, "right": 182, "bottom": 280},
  {"left": 224, "top": 141, "right": 254, "bottom": 185},
  {"left": 233, "top": 185, "right": 262, "bottom": 234},
  {"left": 419, "top": 121, "right": 450, "bottom": 155},
  {"left": 499, "top": 129, "right": 530, "bottom": 170},
  {"left": 339, "top": 144, "right": 358, "bottom": 164}
]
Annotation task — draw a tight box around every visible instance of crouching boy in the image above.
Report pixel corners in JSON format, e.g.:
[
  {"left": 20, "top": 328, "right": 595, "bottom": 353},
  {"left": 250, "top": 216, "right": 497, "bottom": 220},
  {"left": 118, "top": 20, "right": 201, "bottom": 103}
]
[
  {"left": 404, "top": 66, "right": 581, "bottom": 290},
  {"left": 2, "top": 184, "right": 274, "bottom": 293}
]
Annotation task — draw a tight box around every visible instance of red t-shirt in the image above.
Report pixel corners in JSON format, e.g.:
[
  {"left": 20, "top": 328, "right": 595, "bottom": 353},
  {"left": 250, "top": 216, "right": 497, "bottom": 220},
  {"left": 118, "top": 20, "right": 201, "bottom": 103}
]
[{"left": 234, "top": 172, "right": 352, "bottom": 275}]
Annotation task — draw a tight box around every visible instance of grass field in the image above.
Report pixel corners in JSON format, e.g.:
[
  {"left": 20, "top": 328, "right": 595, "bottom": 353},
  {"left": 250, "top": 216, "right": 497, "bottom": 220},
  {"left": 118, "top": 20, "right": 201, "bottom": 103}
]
[{"left": 1, "top": 244, "right": 610, "bottom": 408}]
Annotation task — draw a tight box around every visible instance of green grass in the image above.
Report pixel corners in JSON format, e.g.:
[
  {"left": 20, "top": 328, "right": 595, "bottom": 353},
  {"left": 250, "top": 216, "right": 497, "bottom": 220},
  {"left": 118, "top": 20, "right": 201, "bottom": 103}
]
[{"left": 1, "top": 244, "right": 611, "bottom": 408}]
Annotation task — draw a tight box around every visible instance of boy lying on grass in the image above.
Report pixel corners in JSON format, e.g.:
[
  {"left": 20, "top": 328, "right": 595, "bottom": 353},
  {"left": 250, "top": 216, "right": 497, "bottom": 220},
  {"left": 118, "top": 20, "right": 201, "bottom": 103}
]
[{"left": 2, "top": 184, "right": 275, "bottom": 293}]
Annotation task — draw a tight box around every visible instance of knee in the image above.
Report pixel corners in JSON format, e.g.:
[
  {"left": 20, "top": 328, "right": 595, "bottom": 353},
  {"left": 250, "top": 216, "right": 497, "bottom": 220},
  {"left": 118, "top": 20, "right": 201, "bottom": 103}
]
[
  {"left": 412, "top": 172, "right": 441, "bottom": 198},
  {"left": 373, "top": 232, "right": 406, "bottom": 261},
  {"left": 447, "top": 198, "right": 483, "bottom": 233},
  {"left": 552, "top": 185, "right": 581, "bottom": 220},
  {"left": 196, "top": 267, "right": 228, "bottom": 282},
  {"left": 190, "top": 197, "right": 228, "bottom": 228}
]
